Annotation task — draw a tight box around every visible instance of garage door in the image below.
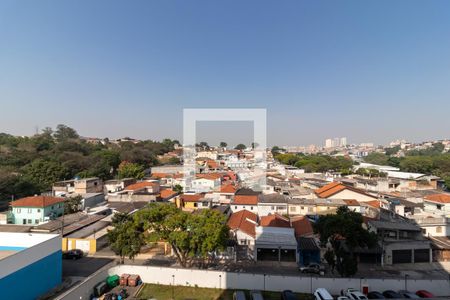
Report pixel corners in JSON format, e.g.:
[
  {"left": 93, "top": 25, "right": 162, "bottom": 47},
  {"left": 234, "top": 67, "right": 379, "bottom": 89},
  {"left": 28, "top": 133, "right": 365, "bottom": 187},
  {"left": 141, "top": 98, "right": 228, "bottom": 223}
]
[
  {"left": 280, "top": 249, "right": 296, "bottom": 262},
  {"left": 257, "top": 248, "right": 278, "bottom": 261},
  {"left": 414, "top": 249, "right": 430, "bottom": 263},
  {"left": 392, "top": 250, "right": 412, "bottom": 264}
]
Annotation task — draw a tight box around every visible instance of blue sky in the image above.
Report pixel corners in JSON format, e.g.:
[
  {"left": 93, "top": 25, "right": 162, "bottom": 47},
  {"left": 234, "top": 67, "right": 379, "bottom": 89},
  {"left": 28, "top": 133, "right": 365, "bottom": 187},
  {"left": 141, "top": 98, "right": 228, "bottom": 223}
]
[{"left": 1, "top": 0, "right": 449, "bottom": 146}]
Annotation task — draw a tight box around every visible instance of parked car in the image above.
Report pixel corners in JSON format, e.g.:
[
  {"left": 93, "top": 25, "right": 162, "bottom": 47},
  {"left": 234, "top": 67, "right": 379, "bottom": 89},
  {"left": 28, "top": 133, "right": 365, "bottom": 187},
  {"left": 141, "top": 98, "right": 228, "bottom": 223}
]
[
  {"left": 367, "top": 291, "right": 385, "bottom": 299},
  {"left": 233, "top": 291, "right": 247, "bottom": 300},
  {"left": 345, "top": 289, "right": 368, "bottom": 300},
  {"left": 337, "top": 297, "right": 350, "bottom": 300},
  {"left": 281, "top": 290, "right": 298, "bottom": 300},
  {"left": 314, "top": 288, "right": 333, "bottom": 300},
  {"left": 62, "top": 249, "right": 84, "bottom": 259},
  {"left": 398, "top": 290, "right": 419, "bottom": 299},
  {"left": 415, "top": 290, "right": 434, "bottom": 298},
  {"left": 250, "top": 290, "right": 264, "bottom": 300},
  {"left": 299, "top": 263, "right": 325, "bottom": 275},
  {"left": 382, "top": 290, "right": 403, "bottom": 299}
]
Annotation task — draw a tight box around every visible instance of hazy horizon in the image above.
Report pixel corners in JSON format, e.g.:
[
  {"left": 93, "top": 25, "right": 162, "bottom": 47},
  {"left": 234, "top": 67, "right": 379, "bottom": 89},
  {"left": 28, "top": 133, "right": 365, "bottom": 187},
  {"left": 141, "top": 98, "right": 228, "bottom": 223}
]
[{"left": 1, "top": 1, "right": 450, "bottom": 146}]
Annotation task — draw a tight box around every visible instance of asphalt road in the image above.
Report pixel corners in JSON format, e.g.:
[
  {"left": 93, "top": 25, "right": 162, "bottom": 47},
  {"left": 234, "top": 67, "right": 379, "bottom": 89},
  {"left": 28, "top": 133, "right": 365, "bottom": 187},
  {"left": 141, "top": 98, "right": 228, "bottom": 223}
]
[{"left": 63, "top": 256, "right": 114, "bottom": 277}]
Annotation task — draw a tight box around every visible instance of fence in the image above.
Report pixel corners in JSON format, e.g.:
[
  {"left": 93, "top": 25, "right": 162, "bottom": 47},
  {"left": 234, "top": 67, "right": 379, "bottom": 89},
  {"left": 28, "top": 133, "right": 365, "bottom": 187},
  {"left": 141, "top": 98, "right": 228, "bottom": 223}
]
[{"left": 106, "top": 265, "right": 450, "bottom": 297}]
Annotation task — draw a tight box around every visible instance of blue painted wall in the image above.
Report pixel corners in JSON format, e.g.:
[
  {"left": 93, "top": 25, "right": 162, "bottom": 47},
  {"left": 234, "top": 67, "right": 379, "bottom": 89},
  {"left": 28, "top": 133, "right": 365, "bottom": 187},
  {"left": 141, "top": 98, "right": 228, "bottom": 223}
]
[
  {"left": 0, "top": 250, "right": 62, "bottom": 300},
  {"left": 0, "top": 246, "right": 26, "bottom": 251}
]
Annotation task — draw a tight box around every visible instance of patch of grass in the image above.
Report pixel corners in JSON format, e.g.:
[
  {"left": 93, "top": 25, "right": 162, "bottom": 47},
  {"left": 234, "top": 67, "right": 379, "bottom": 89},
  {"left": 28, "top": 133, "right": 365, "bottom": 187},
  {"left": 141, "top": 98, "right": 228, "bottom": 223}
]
[{"left": 136, "top": 283, "right": 314, "bottom": 300}]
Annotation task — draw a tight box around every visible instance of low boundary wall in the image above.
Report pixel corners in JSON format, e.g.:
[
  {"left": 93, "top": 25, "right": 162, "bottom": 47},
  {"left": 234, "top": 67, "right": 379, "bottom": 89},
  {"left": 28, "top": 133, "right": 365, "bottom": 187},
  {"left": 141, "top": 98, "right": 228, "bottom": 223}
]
[{"left": 107, "top": 265, "right": 450, "bottom": 297}]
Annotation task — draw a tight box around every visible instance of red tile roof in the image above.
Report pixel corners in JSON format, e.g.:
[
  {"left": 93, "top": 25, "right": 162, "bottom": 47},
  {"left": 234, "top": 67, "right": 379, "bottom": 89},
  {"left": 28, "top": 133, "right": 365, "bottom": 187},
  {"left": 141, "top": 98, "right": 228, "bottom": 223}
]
[
  {"left": 291, "top": 216, "right": 314, "bottom": 237},
  {"left": 424, "top": 194, "right": 450, "bottom": 204},
  {"left": 234, "top": 195, "right": 258, "bottom": 205},
  {"left": 160, "top": 189, "right": 177, "bottom": 199},
  {"left": 227, "top": 210, "right": 258, "bottom": 238},
  {"left": 315, "top": 182, "right": 377, "bottom": 199},
  {"left": 124, "top": 181, "right": 158, "bottom": 191},
  {"left": 365, "top": 200, "right": 382, "bottom": 208},
  {"left": 220, "top": 184, "right": 237, "bottom": 194},
  {"left": 196, "top": 173, "right": 222, "bottom": 180},
  {"left": 11, "top": 196, "right": 65, "bottom": 208},
  {"left": 343, "top": 199, "right": 360, "bottom": 206},
  {"left": 315, "top": 182, "right": 341, "bottom": 195},
  {"left": 180, "top": 193, "right": 204, "bottom": 202},
  {"left": 260, "top": 214, "right": 290, "bottom": 228}
]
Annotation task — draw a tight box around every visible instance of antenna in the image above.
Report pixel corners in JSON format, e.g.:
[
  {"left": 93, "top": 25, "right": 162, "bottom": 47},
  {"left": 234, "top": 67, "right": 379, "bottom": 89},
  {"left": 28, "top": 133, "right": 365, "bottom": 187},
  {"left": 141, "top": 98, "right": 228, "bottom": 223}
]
[{"left": 35, "top": 125, "right": 39, "bottom": 135}]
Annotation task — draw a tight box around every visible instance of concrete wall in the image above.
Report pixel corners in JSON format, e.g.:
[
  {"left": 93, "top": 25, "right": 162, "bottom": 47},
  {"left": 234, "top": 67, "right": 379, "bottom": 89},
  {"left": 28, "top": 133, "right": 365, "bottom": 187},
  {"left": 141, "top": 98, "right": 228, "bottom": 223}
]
[
  {"left": 106, "top": 265, "right": 450, "bottom": 297},
  {"left": 55, "top": 266, "right": 110, "bottom": 300}
]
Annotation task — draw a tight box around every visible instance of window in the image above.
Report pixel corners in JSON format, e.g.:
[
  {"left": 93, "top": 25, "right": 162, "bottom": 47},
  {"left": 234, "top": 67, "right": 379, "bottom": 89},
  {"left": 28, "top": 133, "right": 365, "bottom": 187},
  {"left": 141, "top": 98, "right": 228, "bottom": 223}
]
[
  {"left": 235, "top": 206, "right": 237, "bottom": 209},
  {"left": 37, "top": 209, "right": 41, "bottom": 213},
  {"left": 194, "top": 203, "right": 198, "bottom": 207},
  {"left": 27, "top": 208, "right": 32, "bottom": 213},
  {"left": 308, "top": 207, "right": 313, "bottom": 213},
  {"left": 290, "top": 207, "right": 296, "bottom": 212},
  {"left": 250, "top": 206, "right": 253, "bottom": 210},
  {"left": 22, "top": 219, "right": 26, "bottom": 225},
  {"left": 301, "top": 206, "right": 304, "bottom": 210},
  {"left": 422, "top": 228, "right": 426, "bottom": 234},
  {"left": 27, "top": 219, "right": 32, "bottom": 224},
  {"left": 17, "top": 208, "right": 21, "bottom": 213},
  {"left": 35, "top": 219, "right": 39, "bottom": 224},
  {"left": 437, "top": 226, "right": 442, "bottom": 233},
  {"left": 271, "top": 206, "right": 274, "bottom": 210}
]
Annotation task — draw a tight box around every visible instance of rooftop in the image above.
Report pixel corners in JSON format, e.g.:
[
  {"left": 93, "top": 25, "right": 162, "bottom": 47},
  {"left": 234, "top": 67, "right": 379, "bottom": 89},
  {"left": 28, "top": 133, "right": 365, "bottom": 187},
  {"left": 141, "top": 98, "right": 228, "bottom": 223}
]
[{"left": 11, "top": 196, "right": 65, "bottom": 208}]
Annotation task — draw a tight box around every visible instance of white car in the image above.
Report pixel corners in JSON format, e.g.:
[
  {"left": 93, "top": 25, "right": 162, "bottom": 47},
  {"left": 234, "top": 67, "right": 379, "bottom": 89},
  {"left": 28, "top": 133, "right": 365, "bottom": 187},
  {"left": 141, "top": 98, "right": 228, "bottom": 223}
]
[
  {"left": 344, "top": 289, "right": 368, "bottom": 300},
  {"left": 314, "top": 288, "right": 333, "bottom": 300}
]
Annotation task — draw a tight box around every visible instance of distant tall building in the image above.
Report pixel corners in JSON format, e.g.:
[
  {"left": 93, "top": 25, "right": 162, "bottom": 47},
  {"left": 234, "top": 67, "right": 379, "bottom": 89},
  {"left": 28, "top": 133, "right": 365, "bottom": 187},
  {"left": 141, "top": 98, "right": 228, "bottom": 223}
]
[{"left": 325, "top": 137, "right": 347, "bottom": 148}]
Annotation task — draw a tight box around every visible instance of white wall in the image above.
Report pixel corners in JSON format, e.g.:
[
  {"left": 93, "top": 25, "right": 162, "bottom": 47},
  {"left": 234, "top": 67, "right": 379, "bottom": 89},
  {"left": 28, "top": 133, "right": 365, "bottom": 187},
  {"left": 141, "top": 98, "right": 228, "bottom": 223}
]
[{"left": 106, "top": 265, "right": 450, "bottom": 297}]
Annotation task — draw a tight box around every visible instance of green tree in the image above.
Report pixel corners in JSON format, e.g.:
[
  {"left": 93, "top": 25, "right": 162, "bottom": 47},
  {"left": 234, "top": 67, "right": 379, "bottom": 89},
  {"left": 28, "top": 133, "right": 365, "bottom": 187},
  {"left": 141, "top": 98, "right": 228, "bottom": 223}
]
[
  {"left": 64, "top": 195, "right": 82, "bottom": 214},
  {"left": 234, "top": 144, "right": 246, "bottom": 150},
  {"left": 108, "top": 219, "right": 144, "bottom": 264},
  {"left": 173, "top": 184, "right": 183, "bottom": 193},
  {"left": 219, "top": 142, "right": 227, "bottom": 148},
  {"left": 22, "top": 159, "right": 70, "bottom": 191},
  {"left": 167, "top": 157, "right": 181, "bottom": 165},
  {"left": 135, "top": 203, "right": 229, "bottom": 267},
  {"left": 314, "top": 206, "right": 377, "bottom": 277},
  {"left": 53, "top": 124, "right": 79, "bottom": 142},
  {"left": 363, "top": 153, "right": 389, "bottom": 165},
  {"left": 324, "top": 249, "right": 336, "bottom": 274},
  {"left": 117, "top": 161, "right": 145, "bottom": 179}
]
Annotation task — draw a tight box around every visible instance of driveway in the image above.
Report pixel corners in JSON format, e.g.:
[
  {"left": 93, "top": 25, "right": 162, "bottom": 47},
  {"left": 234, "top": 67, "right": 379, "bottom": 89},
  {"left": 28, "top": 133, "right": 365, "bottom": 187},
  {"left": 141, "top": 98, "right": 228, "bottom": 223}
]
[{"left": 63, "top": 256, "right": 114, "bottom": 277}]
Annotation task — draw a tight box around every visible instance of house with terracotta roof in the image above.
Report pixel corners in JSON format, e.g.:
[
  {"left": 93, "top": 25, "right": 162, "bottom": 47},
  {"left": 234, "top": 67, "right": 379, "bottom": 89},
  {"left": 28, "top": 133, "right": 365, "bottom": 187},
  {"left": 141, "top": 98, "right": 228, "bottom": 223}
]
[
  {"left": 231, "top": 195, "right": 259, "bottom": 213},
  {"left": 177, "top": 193, "right": 212, "bottom": 210},
  {"left": 8, "top": 196, "right": 65, "bottom": 225},
  {"left": 260, "top": 213, "right": 290, "bottom": 228},
  {"left": 315, "top": 182, "right": 378, "bottom": 202},
  {"left": 423, "top": 193, "right": 450, "bottom": 216},
  {"left": 211, "top": 184, "right": 237, "bottom": 204},
  {"left": 108, "top": 181, "right": 160, "bottom": 202},
  {"left": 159, "top": 189, "right": 178, "bottom": 202},
  {"left": 227, "top": 210, "right": 258, "bottom": 250},
  {"left": 190, "top": 174, "right": 221, "bottom": 193}
]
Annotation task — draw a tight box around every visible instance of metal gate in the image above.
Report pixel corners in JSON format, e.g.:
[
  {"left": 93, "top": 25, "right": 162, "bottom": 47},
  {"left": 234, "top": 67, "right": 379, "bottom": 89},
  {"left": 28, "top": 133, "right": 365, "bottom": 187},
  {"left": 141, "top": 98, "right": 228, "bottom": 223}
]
[
  {"left": 414, "top": 249, "right": 430, "bottom": 263},
  {"left": 392, "top": 249, "right": 412, "bottom": 264}
]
